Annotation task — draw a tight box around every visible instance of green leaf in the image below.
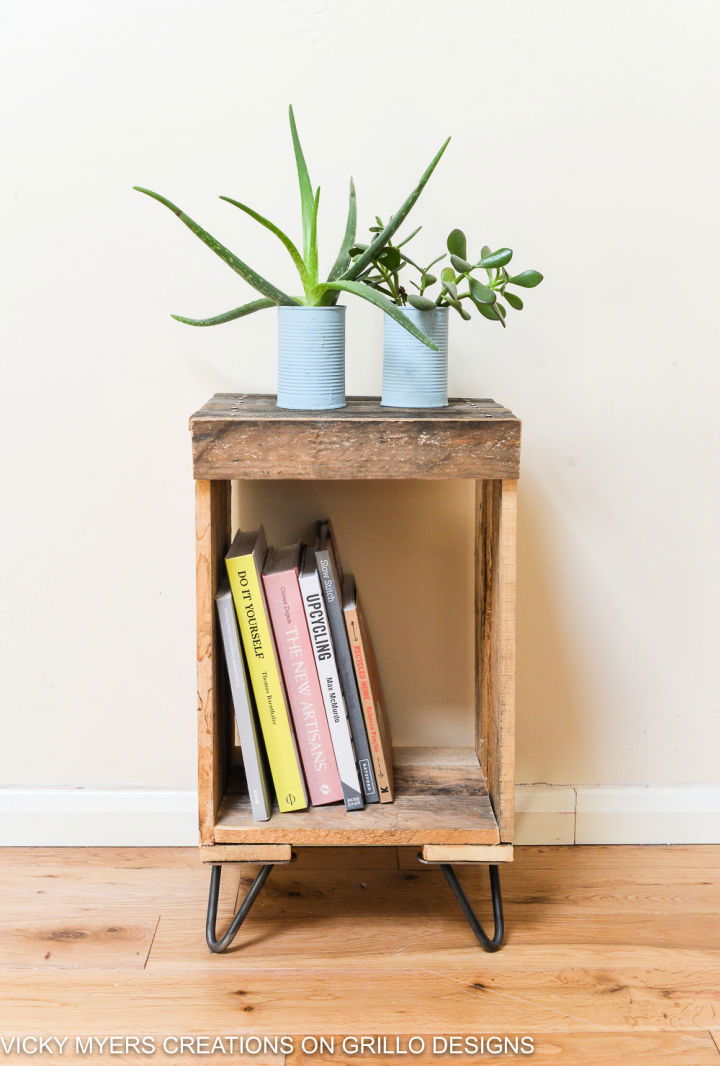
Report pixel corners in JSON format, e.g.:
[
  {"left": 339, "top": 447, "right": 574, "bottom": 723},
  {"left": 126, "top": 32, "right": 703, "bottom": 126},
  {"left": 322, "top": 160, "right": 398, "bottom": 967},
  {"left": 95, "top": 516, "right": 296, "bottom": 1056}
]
[
  {"left": 447, "top": 229, "right": 467, "bottom": 259},
  {"left": 132, "top": 187, "right": 297, "bottom": 305},
  {"left": 468, "top": 276, "right": 496, "bottom": 304},
  {"left": 422, "top": 272, "right": 437, "bottom": 288},
  {"left": 504, "top": 291, "right": 524, "bottom": 310},
  {"left": 316, "top": 280, "right": 439, "bottom": 349},
  {"left": 327, "top": 178, "right": 357, "bottom": 282},
  {"left": 508, "top": 269, "right": 544, "bottom": 288},
  {"left": 380, "top": 246, "right": 402, "bottom": 271},
  {"left": 288, "top": 105, "right": 314, "bottom": 263},
  {"left": 472, "top": 298, "right": 506, "bottom": 326},
  {"left": 441, "top": 267, "right": 456, "bottom": 284},
  {"left": 341, "top": 137, "right": 451, "bottom": 280},
  {"left": 476, "top": 248, "right": 513, "bottom": 269},
  {"left": 171, "top": 298, "right": 275, "bottom": 326},
  {"left": 441, "top": 280, "right": 458, "bottom": 300},
  {"left": 308, "top": 186, "right": 321, "bottom": 286},
  {"left": 219, "top": 196, "right": 308, "bottom": 289},
  {"left": 481, "top": 245, "right": 491, "bottom": 259},
  {"left": 396, "top": 225, "right": 422, "bottom": 249},
  {"left": 407, "top": 294, "right": 436, "bottom": 310},
  {"left": 450, "top": 254, "right": 472, "bottom": 274}
]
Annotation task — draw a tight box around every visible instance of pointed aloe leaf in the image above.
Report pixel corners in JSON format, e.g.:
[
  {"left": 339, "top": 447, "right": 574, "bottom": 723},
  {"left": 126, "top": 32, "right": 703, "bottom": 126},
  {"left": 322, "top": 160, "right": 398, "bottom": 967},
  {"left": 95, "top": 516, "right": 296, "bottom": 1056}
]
[
  {"left": 509, "top": 269, "right": 544, "bottom": 288},
  {"left": 447, "top": 229, "right": 467, "bottom": 259},
  {"left": 341, "top": 137, "right": 451, "bottom": 280},
  {"left": 396, "top": 225, "right": 422, "bottom": 249},
  {"left": 308, "top": 187, "right": 321, "bottom": 286},
  {"left": 219, "top": 196, "right": 308, "bottom": 289},
  {"left": 288, "top": 105, "right": 314, "bottom": 262},
  {"left": 327, "top": 178, "right": 357, "bottom": 282},
  {"left": 316, "top": 280, "right": 439, "bottom": 350},
  {"left": 171, "top": 298, "right": 275, "bottom": 326},
  {"left": 133, "top": 187, "right": 297, "bottom": 305}
]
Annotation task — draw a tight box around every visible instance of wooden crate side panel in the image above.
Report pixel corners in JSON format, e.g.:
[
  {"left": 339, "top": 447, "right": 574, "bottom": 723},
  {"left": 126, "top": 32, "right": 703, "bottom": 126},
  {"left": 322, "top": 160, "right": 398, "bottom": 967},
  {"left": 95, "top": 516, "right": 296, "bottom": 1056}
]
[
  {"left": 196, "top": 479, "right": 231, "bottom": 845},
  {"left": 191, "top": 419, "right": 520, "bottom": 480},
  {"left": 476, "top": 479, "right": 516, "bottom": 841}
]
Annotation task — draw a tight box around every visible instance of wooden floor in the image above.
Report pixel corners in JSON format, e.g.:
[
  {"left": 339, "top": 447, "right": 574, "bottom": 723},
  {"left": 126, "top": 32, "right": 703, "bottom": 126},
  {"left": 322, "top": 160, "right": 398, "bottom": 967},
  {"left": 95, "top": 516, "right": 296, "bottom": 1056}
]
[{"left": 0, "top": 845, "right": 718, "bottom": 1064}]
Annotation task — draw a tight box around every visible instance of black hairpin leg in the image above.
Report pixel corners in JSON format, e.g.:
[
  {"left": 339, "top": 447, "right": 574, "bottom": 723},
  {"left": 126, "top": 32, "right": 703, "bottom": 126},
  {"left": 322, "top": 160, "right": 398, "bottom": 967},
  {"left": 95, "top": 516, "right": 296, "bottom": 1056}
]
[
  {"left": 440, "top": 863, "right": 505, "bottom": 952},
  {"left": 206, "top": 863, "right": 273, "bottom": 953}
]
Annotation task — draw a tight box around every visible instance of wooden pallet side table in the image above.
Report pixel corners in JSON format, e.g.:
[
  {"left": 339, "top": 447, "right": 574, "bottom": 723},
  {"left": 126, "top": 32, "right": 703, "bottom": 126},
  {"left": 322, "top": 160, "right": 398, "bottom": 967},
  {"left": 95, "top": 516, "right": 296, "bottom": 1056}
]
[{"left": 190, "top": 395, "right": 520, "bottom": 952}]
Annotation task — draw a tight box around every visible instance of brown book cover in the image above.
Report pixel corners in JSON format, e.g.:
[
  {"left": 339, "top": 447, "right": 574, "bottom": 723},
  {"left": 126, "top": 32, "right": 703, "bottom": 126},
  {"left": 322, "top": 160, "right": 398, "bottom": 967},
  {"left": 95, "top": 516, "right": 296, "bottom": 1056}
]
[{"left": 342, "top": 573, "right": 394, "bottom": 802}]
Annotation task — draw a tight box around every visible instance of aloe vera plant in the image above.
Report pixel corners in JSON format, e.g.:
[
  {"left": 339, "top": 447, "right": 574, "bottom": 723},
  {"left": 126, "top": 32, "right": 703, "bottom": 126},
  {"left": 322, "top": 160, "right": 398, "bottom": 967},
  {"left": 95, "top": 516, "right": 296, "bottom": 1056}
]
[
  {"left": 350, "top": 225, "right": 543, "bottom": 328},
  {"left": 134, "top": 107, "right": 450, "bottom": 350}
]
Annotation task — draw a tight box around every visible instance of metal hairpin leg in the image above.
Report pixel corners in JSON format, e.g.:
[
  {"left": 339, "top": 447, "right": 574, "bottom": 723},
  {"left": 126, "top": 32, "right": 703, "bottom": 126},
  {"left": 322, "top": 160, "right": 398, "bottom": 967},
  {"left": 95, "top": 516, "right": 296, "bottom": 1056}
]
[
  {"left": 440, "top": 863, "right": 505, "bottom": 952},
  {"left": 206, "top": 863, "right": 273, "bottom": 953}
]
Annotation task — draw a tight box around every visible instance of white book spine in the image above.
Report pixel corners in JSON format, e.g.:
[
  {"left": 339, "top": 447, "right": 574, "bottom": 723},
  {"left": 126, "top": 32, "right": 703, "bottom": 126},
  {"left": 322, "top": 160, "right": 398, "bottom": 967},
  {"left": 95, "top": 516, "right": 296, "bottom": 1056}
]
[{"left": 299, "top": 565, "right": 364, "bottom": 811}]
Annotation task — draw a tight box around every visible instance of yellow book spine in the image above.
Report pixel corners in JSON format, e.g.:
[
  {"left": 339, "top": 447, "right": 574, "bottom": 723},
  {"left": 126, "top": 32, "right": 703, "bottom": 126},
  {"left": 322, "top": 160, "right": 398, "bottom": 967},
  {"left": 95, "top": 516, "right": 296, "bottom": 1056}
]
[{"left": 226, "top": 554, "right": 307, "bottom": 812}]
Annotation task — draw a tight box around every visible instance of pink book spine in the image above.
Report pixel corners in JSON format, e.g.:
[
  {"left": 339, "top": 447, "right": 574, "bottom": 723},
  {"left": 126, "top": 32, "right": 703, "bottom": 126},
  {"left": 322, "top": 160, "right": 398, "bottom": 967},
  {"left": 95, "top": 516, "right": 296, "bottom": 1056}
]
[{"left": 262, "top": 569, "right": 343, "bottom": 806}]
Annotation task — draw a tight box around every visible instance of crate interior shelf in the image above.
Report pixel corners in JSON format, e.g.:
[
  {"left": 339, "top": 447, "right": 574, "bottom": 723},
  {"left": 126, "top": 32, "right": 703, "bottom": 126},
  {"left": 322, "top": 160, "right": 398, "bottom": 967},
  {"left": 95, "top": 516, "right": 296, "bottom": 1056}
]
[
  {"left": 191, "top": 394, "right": 519, "bottom": 864},
  {"left": 215, "top": 746, "right": 500, "bottom": 846}
]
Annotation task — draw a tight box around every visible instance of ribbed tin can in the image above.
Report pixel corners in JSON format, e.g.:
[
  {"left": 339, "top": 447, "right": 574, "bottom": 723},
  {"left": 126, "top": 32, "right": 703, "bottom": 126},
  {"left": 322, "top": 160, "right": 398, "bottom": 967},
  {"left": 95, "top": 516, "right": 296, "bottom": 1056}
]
[
  {"left": 277, "top": 306, "right": 346, "bottom": 410},
  {"left": 382, "top": 307, "right": 449, "bottom": 408}
]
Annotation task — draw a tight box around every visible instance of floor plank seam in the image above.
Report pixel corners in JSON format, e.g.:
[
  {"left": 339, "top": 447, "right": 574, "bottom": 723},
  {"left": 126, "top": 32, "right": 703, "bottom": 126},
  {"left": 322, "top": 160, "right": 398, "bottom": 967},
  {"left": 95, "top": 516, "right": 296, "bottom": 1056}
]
[{"left": 143, "top": 915, "right": 162, "bottom": 968}]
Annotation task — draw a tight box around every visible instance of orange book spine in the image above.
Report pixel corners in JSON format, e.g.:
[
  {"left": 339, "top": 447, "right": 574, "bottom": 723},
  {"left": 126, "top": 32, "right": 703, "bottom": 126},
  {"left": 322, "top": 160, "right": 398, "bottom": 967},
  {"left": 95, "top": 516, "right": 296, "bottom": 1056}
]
[{"left": 344, "top": 601, "right": 394, "bottom": 802}]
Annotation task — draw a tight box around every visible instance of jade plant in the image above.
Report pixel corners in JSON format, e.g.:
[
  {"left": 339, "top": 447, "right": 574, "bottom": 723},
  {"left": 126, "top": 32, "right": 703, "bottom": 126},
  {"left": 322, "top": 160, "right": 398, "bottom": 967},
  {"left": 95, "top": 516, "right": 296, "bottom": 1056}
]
[
  {"left": 133, "top": 107, "right": 450, "bottom": 349},
  {"left": 348, "top": 225, "right": 543, "bottom": 327}
]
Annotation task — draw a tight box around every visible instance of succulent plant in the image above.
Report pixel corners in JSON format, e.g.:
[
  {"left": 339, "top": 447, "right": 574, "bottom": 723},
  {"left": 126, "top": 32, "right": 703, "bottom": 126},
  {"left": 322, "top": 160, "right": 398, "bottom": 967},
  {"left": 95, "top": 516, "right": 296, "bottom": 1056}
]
[
  {"left": 134, "top": 107, "right": 450, "bottom": 349},
  {"left": 349, "top": 226, "right": 543, "bottom": 328}
]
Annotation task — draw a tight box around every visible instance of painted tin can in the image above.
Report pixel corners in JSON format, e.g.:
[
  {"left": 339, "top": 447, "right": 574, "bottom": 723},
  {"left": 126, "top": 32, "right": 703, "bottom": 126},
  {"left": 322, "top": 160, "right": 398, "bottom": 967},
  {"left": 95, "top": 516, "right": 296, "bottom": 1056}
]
[
  {"left": 277, "top": 305, "right": 346, "bottom": 410},
  {"left": 381, "top": 307, "right": 449, "bottom": 408}
]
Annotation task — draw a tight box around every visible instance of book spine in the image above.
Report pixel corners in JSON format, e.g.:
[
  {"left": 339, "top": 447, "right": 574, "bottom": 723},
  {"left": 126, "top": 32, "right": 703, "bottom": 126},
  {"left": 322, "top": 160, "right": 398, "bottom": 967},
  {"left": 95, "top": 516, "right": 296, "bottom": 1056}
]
[
  {"left": 226, "top": 555, "right": 307, "bottom": 813},
  {"left": 299, "top": 568, "right": 365, "bottom": 811},
  {"left": 263, "top": 571, "right": 343, "bottom": 806},
  {"left": 345, "top": 602, "right": 394, "bottom": 802},
  {"left": 315, "top": 549, "right": 379, "bottom": 804},
  {"left": 216, "top": 590, "right": 271, "bottom": 821}
]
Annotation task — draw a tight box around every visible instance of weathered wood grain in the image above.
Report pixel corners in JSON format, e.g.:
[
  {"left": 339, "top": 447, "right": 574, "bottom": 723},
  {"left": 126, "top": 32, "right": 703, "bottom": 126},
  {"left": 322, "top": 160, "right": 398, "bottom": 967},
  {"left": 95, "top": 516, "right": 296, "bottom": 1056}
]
[
  {"left": 196, "top": 480, "right": 231, "bottom": 845},
  {"left": 214, "top": 747, "right": 500, "bottom": 846},
  {"left": 199, "top": 844, "right": 292, "bottom": 864},
  {"left": 190, "top": 395, "right": 521, "bottom": 480},
  {"left": 476, "top": 479, "right": 516, "bottom": 841},
  {"left": 422, "top": 843, "right": 514, "bottom": 863}
]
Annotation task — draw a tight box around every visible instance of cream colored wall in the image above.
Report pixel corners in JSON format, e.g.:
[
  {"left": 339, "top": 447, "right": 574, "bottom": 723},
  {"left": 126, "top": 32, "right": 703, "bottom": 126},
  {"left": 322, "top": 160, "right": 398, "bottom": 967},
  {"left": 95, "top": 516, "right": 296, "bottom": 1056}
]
[{"left": 2, "top": 0, "right": 718, "bottom": 791}]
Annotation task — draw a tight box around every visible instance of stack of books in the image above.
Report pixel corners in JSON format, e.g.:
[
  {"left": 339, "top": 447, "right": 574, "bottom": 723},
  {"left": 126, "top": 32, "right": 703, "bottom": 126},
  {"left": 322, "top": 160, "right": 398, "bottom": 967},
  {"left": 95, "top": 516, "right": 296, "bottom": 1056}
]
[{"left": 216, "top": 520, "right": 394, "bottom": 821}]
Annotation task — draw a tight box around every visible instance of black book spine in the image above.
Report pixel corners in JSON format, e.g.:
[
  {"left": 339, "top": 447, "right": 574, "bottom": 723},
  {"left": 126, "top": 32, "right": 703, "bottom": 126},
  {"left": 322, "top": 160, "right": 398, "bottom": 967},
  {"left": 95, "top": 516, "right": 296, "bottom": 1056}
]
[{"left": 315, "top": 548, "right": 380, "bottom": 804}]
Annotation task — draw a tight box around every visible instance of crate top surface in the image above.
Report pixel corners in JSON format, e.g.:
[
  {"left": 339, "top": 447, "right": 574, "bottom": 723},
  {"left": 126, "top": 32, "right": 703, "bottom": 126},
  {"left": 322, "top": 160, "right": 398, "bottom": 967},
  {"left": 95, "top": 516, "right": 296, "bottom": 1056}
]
[{"left": 190, "top": 394, "right": 521, "bottom": 480}]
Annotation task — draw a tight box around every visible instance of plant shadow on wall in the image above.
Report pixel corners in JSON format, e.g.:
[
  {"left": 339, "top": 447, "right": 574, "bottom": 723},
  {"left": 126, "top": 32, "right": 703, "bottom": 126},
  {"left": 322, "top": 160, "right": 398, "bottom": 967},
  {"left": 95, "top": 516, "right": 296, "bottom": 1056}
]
[{"left": 134, "top": 105, "right": 543, "bottom": 410}]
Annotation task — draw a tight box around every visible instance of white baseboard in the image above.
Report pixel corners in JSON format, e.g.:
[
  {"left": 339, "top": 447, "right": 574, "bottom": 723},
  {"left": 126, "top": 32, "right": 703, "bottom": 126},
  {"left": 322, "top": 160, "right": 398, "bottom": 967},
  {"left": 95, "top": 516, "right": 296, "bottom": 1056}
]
[{"left": 1, "top": 786, "right": 719, "bottom": 847}]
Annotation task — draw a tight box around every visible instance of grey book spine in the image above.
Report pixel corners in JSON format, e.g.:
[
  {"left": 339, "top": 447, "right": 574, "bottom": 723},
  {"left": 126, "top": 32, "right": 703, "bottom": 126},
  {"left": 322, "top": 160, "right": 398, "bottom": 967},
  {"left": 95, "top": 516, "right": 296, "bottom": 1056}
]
[
  {"left": 216, "top": 582, "right": 272, "bottom": 822},
  {"left": 315, "top": 548, "right": 379, "bottom": 804},
  {"left": 299, "top": 557, "right": 364, "bottom": 812}
]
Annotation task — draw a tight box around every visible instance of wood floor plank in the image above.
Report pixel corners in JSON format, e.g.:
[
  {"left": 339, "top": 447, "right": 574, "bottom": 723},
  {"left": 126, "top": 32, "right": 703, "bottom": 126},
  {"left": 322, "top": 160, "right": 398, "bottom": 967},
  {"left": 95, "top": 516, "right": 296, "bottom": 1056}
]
[
  {"left": 0, "top": 963, "right": 718, "bottom": 1033},
  {"left": 710, "top": 1030, "right": 720, "bottom": 1055},
  {"left": 0, "top": 912, "right": 158, "bottom": 969},
  {"left": 2, "top": 845, "right": 719, "bottom": 1042},
  {"left": 285, "top": 1030, "right": 720, "bottom": 1065},
  {"left": 148, "top": 910, "right": 720, "bottom": 965},
  {"left": 203, "top": 864, "right": 720, "bottom": 919}
]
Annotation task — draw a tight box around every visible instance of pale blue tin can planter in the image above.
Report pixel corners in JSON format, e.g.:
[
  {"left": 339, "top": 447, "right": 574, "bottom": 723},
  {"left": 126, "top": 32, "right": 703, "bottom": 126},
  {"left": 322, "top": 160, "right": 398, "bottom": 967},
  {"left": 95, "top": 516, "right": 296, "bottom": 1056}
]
[
  {"left": 382, "top": 307, "right": 449, "bottom": 408},
  {"left": 277, "top": 305, "right": 346, "bottom": 410}
]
